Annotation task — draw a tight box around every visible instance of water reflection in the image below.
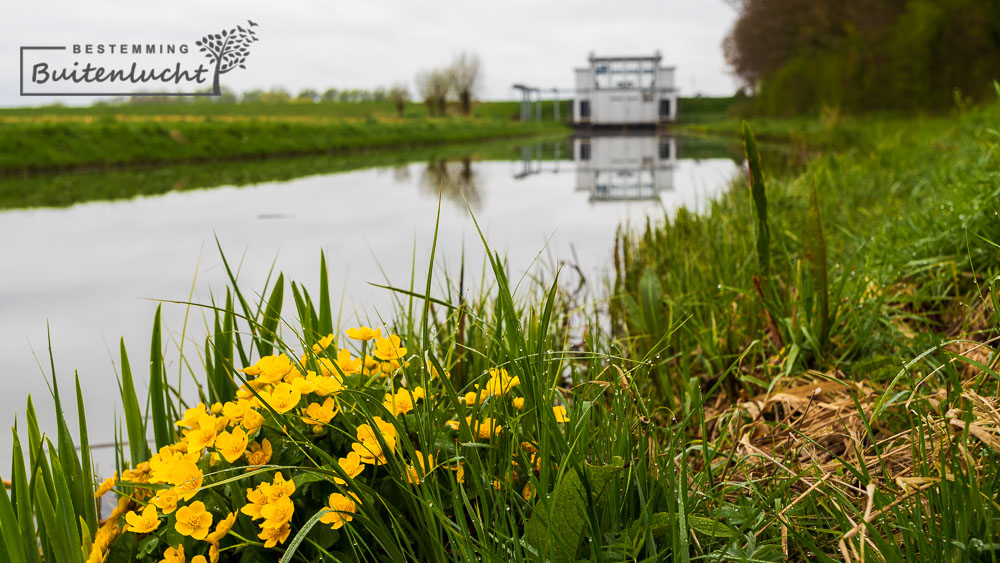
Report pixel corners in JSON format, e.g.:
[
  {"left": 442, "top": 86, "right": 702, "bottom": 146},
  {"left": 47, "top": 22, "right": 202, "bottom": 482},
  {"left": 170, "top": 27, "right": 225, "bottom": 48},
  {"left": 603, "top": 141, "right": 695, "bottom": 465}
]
[
  {"left": 574, "top": 136, "right": 677, "bottom": 201},
  {"left": 419, "top": 157, "right": 482, "bottom": 210}
]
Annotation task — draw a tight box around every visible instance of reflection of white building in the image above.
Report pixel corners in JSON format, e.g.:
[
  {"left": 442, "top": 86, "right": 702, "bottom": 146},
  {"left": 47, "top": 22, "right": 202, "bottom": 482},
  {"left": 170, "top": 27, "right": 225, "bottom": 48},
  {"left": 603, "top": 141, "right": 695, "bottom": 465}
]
[
  {"left": 573, "top": 53, "right": 678, "bottom": 127},
  {"left": 574, "top": 136, "right": 676, "bottom": 201}
]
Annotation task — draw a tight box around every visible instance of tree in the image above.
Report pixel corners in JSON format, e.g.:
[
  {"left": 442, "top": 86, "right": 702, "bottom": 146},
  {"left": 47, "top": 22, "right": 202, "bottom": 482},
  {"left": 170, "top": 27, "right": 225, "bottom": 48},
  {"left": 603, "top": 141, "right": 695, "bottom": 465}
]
[
  {"left": 320, "top": 88, "right": 339, "bottom": 102},
  {"left": 449, "top": 52, "right": 481, "bottom": 116},
  {"left": 388, "top": 84, "right": 410, "bottom": 118},
  {"left": 195, "top": 20, "right": 260, "bottom": 95},
  {"left": 416, "top": 69, "right": 450, "bottom": 117},
  {"left": 296, "top": 89, "right": 319, "bottom": 102}
]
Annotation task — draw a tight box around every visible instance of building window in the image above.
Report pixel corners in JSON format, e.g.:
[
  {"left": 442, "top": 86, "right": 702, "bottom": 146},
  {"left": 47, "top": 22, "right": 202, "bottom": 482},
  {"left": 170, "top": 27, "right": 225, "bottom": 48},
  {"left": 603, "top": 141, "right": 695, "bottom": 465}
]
[
  {"left": 659, "top": 140, "right": 672, "bottom": 160},
  {"left": 593, "top": 58, "right": 657, "bottom": 90},
  {"left": 580, "top": 142, "right": 591, "bottom": 161},
  {"left": 659, "top": 99, "right": 671, "bottom": 118},
  {"left": 579, "top": 100, "right": 591, "bottom": 119}
]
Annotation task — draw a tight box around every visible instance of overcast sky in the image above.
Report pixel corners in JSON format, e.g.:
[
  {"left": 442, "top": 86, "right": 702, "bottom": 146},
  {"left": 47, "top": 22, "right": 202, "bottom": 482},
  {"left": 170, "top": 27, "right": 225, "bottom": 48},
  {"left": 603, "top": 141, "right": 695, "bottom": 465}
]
[{"left": 2, "top": 0, "right": 739, "bottom": 107}]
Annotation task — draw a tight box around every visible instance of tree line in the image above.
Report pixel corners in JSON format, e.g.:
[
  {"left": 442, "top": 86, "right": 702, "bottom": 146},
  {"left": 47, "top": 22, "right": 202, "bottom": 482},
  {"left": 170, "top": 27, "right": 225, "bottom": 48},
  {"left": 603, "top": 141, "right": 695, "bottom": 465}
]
[
  {"left": 724, "top": 0, "right": 1000, "bottom": 114},
  {"left": 124, "top": 52, "right": 482, "bottom": 119}
]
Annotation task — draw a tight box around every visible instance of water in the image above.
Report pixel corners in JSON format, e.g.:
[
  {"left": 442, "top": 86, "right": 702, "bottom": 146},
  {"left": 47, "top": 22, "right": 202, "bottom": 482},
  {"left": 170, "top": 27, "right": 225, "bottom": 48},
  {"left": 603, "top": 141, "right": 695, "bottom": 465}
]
[{"left": 0, "top": 134, "right": 743, "bottom": 471}]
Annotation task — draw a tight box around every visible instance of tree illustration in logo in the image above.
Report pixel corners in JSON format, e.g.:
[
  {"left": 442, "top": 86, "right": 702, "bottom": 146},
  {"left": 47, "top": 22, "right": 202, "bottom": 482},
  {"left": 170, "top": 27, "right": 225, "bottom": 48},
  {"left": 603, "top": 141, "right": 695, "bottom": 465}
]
[{"left": 195, "top": 20, "right": 259, "bottom": 95}]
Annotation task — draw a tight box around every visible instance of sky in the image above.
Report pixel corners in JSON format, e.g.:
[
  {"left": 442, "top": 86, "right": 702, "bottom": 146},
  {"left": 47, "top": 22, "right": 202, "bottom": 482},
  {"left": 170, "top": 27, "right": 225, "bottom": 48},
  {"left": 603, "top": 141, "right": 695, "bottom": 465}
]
[{"left": 2, "top": 0, "right": 740, "bottom": 106}]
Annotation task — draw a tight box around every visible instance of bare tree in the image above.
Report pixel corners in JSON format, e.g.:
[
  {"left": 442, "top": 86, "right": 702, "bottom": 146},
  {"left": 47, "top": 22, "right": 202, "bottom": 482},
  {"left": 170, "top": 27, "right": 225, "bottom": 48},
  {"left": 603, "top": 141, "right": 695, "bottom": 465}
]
[
  {"left": 388, "top": 84, "right": 410, "bottom": 118},
  {"left": 195, "top": 21, "right": 259, "bottom": 95},
  {"left": 416, "top": 69, "right": 450, "bottom": 117},
  {"left": 449, "top": 52, "right": 481, "bottom": 116}
]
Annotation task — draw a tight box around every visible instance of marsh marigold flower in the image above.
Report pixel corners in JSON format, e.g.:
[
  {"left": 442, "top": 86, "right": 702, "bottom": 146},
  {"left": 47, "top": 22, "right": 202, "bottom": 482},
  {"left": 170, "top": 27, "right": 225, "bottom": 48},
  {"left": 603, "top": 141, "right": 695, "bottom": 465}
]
[
  {"left": 382, "top": 386, "right": 424, "bottom": 416},
  {"left": 312, "top": 333, "right": 335, "bottom": 354},
  {"left": 124, "top": 504, "right": 160, "bottom": 534},
  {"left": 245, "top": 439, "right": 272, "bottom": 470},
  {"left": 352, "top": 417, "right": 398, "bottom": 465},
  {"left": 334, "top": 451, "right": 365, "bottom": 484},
  {"left": 483, "top": 368, "right": 519, "bottom": 396},
  {"left": 259, "top": 382, "right": 300, "bottom": 414},
  {"left": 320, "top": 492, "right": 359, "bottom": 530},
  {"left": 150, "top": 488, "right": 181, "bottom": 514},
  {"left": 160, "top": 545, "right": 184, "bottom": 563},
  {"left": 302, "top": 397, "right": 339, "bottom": 427},
  {"left": 207, "top": 511, "right": 237, "bottom": 545},
  {"left": 241, "top": 354, "right": 294, "bottom": 386},
  {"left": 373, "top": 335, "right": 406, "bottom": 361},
  {"left": 175, "top": 501, "right": 213, "bottom": 540},
  {"left": 553, "top": 405, "right": 569, "bottom": 423},
  {"left": 215, "top": 426, "right": 249, "bottom": 463},
  {"left": 258, "top": 523, "right": 291, "bottom": 548},
  {"left": 94, "top": 472, "right": 117, "bottom": 498},
  {"left": 345, "top": 326, "right": 381, "bottom": 341}
]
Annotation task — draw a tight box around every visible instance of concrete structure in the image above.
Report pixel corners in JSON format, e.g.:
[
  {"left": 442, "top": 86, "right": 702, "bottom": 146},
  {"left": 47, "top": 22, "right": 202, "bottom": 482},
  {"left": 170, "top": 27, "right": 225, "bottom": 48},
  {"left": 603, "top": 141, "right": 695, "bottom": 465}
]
[
  {"left": 573, "top": 52, "right": 678, "bottom": 127},
  {"left": 574, "top": 135, "right": 676, "bottom": 201}
]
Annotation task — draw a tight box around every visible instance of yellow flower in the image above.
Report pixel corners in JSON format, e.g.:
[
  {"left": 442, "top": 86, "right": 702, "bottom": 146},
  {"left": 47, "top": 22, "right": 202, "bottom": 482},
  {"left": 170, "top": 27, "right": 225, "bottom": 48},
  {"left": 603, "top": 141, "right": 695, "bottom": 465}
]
[
  {"left": 483, "top": 368, "right": 519, "bottom": 396},
  {"left": 352, "top": 417, "right": 398, "bottom": 465},
  {"left": 241, "top": 409, "right": 264, "bottom": 433},
  {"left": 382, "top": 387, "right": 423, "bottom": 416},
  {"left": 176, "top": 403, "right": 209, "bottom": 428},
  {"left": 259, "top": 382, "right": 301, "bottom": 414},
  {"left": 334, "top": 451, "right": 365, "bottom": 485},
  {"left": 267, "top": 471, "right": 296, "bottom": 501},
  {"left": 240, "top": 484, "right": 269, "bottom": 520},
  {"left": 289, "top": 374, "right": 317, "bottom": 395},
  {"left": 302, "top": 397, "right": 339, "bottom": 427},
  {"left": 150, "top": 488, "right": 181, "bottom": 514},
  {"left": 319, "top": 492, "right": 359, "bottom": 530},
  {"left": 260, "top": 496, "right": 295, "bottom": 529},
  {"left": 345, "top": 326, "right": 381, "bottom": 341},
  {"left": 553, "top": 405, "right": 569, "bottom": 423},
  {"left": 159, "top": 545, "right": 184, "bottom": 563},
  {"left": 323, "top": 348, "right": 361, "bottom": 376},
  {"left": 94, "top": 472, "right": 117, "bottom": 498},
  {"left": 307, "top": 371, "right": 345, "bottom": 397},
  {"left": 405, "top": 450, "right": 435, "bottom": 485},
  {"left": 312, "top": 333, "right": 336, "bottom": 354},
  {"left": 123, "top": 504, "right": 160, "bottom": 534},
  {"left": 215, "top": 426, "right": 249, "bottom": 463},
  {"left": 169, "top": 459, "right": 204, "bottom": 501},
  {"left": 372, "top": 335, "right": 406, "bottom": 361},
  {"left": 257, "top": 523, "right": 291, "bottom": 548},
  {"left": 241, "top": 354, "right": 294, "bottom": 386},
  {"left": 245, "top": 439, "right": 273, "bottom": 470},
  {"left": 222, "top": 399, "right": 252, "bottom": 424},
  {"left": 512, "top": 397, "right": 525, "bottom": 410},
  {"left": 206, "top": 511, "right": 237, "bottom": 544},
  {"left": 522, "top": 481, "right": 535, "bottom": 501},
  {"left": 473, "top": 417, "right": 502, "bottom": 439},
  {"left": 175, "top": 501, "right": 213, "bottom": 540},
  {"left": 183, "top": 413, "right": 222, "bottom": 453}
]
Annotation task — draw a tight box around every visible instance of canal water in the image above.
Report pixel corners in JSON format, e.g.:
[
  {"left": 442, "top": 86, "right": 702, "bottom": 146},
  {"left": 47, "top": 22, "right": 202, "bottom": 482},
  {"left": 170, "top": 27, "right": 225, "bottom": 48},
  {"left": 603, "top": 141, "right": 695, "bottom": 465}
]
[{"left": 0, "top": 134, "right": 745, "bottom": 471}]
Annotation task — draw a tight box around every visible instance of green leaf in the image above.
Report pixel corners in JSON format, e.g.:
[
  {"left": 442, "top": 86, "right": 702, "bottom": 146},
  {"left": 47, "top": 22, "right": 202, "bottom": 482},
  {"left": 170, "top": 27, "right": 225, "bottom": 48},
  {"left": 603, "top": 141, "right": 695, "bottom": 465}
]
[
  {"left": 258, "top": 273, "right": 284, "bottom": 357},
  {"left": 75, "top": 374, "right": 98, "bottom": 535},
  {"left": 804, "top": 184, "right": 830, "bottom": 348},
  {"left": 523, "top": 457, "right": 625, "bottom": 561},
  {"left": 0, "top": 470, "right": 28, "bottom": 563},
  {"left": 743, "top": 121, "right": 769, "bottom": 278},
  {"left": 149, "top": 305, "right": 172, "bottom": 450},
  {"left": 686, "top": 515, "right": 736, "bottom": 538},
  {"left": 318, "top": 251, "right": 333, "bottom": 337},
  {"left": 118, "top": 340, "right": 150, "bottom": 465}
]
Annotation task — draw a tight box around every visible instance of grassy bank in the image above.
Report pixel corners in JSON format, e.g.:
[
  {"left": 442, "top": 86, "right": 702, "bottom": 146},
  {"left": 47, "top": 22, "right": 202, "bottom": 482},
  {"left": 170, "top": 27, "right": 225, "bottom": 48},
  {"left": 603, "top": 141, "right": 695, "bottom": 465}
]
[
  {"left": 614, "top": 100, "right": 1000, "bottom": 558},
  {"left": 0, "top": 115, "right": 568, "bottom": 173}
]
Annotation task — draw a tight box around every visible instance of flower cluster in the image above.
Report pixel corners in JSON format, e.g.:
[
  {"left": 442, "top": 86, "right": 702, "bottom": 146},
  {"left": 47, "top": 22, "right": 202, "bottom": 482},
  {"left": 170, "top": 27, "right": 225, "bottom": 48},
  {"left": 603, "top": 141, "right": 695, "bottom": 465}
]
[{"left": 89, "top": 326, "right": 569, "bottom": 561}]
